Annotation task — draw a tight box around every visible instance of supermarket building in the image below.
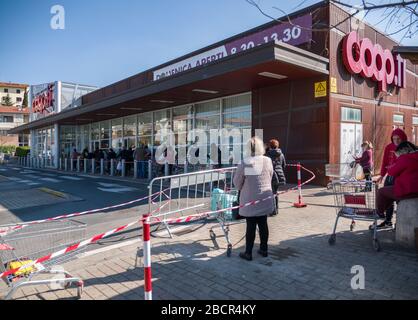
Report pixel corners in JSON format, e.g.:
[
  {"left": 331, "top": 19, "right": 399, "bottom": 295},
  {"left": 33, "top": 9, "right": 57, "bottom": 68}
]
[{"left": 11, "top": 1, "right": 418, "bottom": 184}]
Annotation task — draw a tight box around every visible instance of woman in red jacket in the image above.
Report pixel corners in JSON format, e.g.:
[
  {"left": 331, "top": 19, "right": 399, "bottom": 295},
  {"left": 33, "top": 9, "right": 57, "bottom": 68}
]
[
  {"left": 374, "top": 128, "right": 408, "bottom": 229},
  {"left": 376, "top": 142, "right": 418, "bottom": 217}
]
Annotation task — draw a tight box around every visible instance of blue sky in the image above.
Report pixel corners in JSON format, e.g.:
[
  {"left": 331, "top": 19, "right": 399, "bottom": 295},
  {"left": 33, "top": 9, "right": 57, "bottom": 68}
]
[{"left": 0, "top": 0, "right": 416, "bottom": 88}]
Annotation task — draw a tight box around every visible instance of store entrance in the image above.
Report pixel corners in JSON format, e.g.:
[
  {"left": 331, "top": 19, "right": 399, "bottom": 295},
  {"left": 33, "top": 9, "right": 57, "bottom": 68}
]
[{"left": 340, "top": 123, "right": 363, "bottom": 175}]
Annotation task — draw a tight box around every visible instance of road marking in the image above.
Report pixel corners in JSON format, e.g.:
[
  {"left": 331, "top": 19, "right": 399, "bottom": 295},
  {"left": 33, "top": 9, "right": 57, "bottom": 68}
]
[
  {"left": 6, "top": 177, "right": 22, "bottom": 181},
  {"left": 0, "top": 169, "right": 7, "bottom": 172},
  {"left": 97, "top": 182, "right": 124, "bottom": 187},
  {"left": 60, "top": 176, "right": 84, "bottom": 181},
  {"left": 38, "top": 187, "right": 67, "bottom": 198},
  {"left": 27, "top": 182, "right": 41, "bottom": 186},
  {"left": 40, "top": 178, "right": 61, "bottom": 183},
  {"left": 22, "top": 170, "right": 36, "bottom": 174},
  {"left": 76, "top": 239, "right": 141, "bottom": 259},
  {"left": 79, "top": 174, "right": 101, "bottom": 179},
  {"left": 97, "top": 187, "right": 138, "bottom": 193},
  {"left": 11, "top": 168, "right": 21, "bottom": 171}
]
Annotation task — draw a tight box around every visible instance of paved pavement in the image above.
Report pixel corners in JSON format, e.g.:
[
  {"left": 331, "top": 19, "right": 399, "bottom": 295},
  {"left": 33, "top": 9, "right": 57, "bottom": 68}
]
[{"left": 1, "top": 167, "right": 417, "bottom": 300}]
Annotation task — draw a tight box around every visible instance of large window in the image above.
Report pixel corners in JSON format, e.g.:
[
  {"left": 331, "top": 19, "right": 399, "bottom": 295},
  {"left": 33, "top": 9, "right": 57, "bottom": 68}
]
[
  {"left": 54, "top": 93, "right": 252, "bottom": 165},
  {"left": 393, "top": 114, "right": 404, "bottom": 124},
  {"left": 18, "top": 134, "right": 29, "bottom": 147},
  {"left": 341, "top": 107, "right": 362, "bottom": 123},
  {"left": 123, "top": 116, "right": 137, "bottom": 149},
  {"left": 1, "top": 116, "right": 14, "bottom": 123},
  {"left": 154, "top": 109, "right": 171, "bottom": 147},
  {"left": 111, "top": 119, "right": 123, "bottom": 150},
  {"left": 138, "top": 112, "right": 152, "bottom": 147},
  {"left": 100, "top": 121, "right": 110, "bottom": 149}
]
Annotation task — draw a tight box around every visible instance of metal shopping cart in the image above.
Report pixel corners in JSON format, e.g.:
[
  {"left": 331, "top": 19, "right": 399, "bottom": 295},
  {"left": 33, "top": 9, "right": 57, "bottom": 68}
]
[
  {"left": 209, "top": 188, "right": 244, "bottom": 257},
  {"left": 0, "top": 220, "right": 86, "bottom": 300},
  {"left": 325, "top": 162, "right": 364, "bottom": 189},
  {"left": 328, "top": 180, "right": 385, "bottom": 252}
]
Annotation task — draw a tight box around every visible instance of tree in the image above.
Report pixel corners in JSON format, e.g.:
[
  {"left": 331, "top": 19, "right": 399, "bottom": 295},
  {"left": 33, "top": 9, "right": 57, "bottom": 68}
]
[
  {"left": 245, "top": 0, "right": 418, "bottom": 44},
  {"left": 2, "top": 93, "right": 13, "bottom": 106},
  {"left": 22, "top": 91, "right": 28, "bottom": 108}
]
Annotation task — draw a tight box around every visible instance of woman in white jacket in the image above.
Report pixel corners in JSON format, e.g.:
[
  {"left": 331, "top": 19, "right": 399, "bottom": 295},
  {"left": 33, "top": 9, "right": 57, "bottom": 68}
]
[{"left": 233, "top": 137, "right": 275, "bottom": 261}]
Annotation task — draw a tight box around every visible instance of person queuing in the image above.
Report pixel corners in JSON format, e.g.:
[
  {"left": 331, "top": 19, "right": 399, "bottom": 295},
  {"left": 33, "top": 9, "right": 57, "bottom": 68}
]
[
  {"left": 266, "top": 139, "right": 286, "bottom": 216},
  {"left": 374, "top": 128, "right": 408, "bottom": 229},
  {"left": 354, "top": 141, "right": 373, "bottom": 190},
  {"left": 376, "top": 141, "right": 418, "bottom": 217},
  {"left": 134, "top": 144, "right": 146, "bottom": 178},
  {"left": 233, "top": 137, "right": 275, "bottom": 261}
]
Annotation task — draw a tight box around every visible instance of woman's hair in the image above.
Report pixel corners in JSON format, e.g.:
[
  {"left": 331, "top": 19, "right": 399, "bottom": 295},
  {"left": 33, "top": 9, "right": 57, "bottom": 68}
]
[
  {"left": 395, "top": 141, "right": 418, "bottom": 156},
  {"left": 269, "top": 139, "right": 280, "bottom": 149},
  {"left": 247, "top": 136, "right": 265, "bottom": 156},
  {"left": 361, "top": 141, "right": 373, "bottom": 149}
]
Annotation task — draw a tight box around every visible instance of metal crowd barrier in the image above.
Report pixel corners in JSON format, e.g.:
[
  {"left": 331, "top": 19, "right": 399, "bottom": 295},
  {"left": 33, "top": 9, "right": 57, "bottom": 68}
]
[{"left": 148, "top": 166, "right": 237, "bottom": 238}]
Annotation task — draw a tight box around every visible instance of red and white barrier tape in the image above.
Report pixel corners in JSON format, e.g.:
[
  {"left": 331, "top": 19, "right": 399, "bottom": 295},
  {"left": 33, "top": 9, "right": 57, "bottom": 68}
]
[
  {"left": 150, "top": 164, "right": 316, "bottom": 225},
  {"left": 0, "top": 192, "right": 172, "bottom": 280},
  {"left": 0, "top": 189, "right": 170, "bottom": 236},
  {"left": 0, "top": 164, "right": 315, "bottom": 282}
]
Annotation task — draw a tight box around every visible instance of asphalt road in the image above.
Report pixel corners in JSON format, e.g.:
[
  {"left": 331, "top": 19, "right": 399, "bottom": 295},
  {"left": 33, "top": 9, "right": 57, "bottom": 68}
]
[{"left": 0, "top": 165, "right": 154, "bottom": 251}]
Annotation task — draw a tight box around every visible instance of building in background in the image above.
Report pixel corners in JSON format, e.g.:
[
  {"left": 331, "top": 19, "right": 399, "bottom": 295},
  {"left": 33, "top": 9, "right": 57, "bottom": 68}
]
[
  {"left": 0, "top": 105, "right": 30, "bottom": 147},
  {"left": 10, "top": 1, "right": 418, "bottom": 184},
  {"left": 0, "top": 82, "right": 28, "bottom": 108}
]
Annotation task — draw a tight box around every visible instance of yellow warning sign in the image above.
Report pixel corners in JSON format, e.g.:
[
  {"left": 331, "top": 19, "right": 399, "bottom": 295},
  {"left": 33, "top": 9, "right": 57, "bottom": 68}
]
[
  {"left": 314, "top": 81, "right": 327, "bottom": 98},
  {"left": 330, "top": 77, "right": 337, "bottom": 93}
]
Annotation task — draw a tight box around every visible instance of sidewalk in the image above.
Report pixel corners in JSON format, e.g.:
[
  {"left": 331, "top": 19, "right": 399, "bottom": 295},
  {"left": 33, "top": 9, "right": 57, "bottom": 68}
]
[{"left": 2, "top": 186, "right": 418, "bottom": 300}]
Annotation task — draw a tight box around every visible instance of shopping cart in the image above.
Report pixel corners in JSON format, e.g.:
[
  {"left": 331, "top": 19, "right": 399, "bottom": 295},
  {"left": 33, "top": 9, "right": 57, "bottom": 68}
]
[
  {"left": 328, "top": 180, "right": 385, "bottom": 252},
  {"left": 0, "top": 220, "right": 86, "bottom": 300},
  {"left": 209, "top": 188, "right": 243, "bottom": 257},
  {"left": 325, "top": 163, "right": 363, "bottom": 189}
]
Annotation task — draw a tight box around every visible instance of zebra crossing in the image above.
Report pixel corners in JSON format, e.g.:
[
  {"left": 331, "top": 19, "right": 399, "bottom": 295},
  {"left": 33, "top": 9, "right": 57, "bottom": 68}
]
[{"left": 1, "top": 168, "right": 86, "bottom": 186}]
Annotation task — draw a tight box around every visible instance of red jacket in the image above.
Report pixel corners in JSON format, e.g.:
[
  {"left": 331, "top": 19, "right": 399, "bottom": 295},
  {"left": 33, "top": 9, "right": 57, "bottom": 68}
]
[
  {"left": 380, "top": 128, "right": 408, "bottom": 177},
  {"left": 387, "top": 151, "right": 418, "bottom": 198}
]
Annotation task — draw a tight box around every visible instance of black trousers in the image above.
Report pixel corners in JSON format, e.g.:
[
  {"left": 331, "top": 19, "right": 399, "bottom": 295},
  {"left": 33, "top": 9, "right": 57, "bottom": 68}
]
[{"left": 245, "top": 216, "right": 269, "bottom": 254}]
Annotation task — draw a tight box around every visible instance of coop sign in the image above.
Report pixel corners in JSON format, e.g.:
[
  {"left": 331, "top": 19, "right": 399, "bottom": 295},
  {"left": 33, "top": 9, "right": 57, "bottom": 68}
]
[
  {"left": 342, "top": 31, "right": 406, "bottom": 93},
  {"left": 32, "top": 83, "right": 56, "bottom": 115}
]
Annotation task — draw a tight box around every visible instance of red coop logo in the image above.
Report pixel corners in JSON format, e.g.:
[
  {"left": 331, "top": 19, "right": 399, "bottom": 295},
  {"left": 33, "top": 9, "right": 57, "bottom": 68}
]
[
  {"left": 342, "top": 31, "right": 406, "bottom": 93},
  {"left": 32, "top": 83, "right": 55, "bottom": 114}
]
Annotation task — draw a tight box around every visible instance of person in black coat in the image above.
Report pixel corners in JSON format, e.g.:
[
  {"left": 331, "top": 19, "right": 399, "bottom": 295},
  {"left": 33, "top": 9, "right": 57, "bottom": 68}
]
[{"left": 266, "top": 139, "right": 287, "bottom": 216}]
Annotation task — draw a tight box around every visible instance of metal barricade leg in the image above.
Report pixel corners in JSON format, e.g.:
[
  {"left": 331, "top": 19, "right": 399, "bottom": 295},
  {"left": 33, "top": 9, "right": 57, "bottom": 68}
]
[{"left": 122, "top": 160, "right": 126, "bottom": 177}]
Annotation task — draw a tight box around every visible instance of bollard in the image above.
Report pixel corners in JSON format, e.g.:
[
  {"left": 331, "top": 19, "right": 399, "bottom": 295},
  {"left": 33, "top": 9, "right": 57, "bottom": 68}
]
[
  {"left": 77, "top": 157, "right": 81, "bottom": 172},
  {"left": 165, "top": 162, "right": 169, "bottom": 177},
  {"left": 293, "top": 162, "right": 307, "bottom": 208},
  {"left": 64, "top": 158, "right": 68, "bottom": 171},
  {"left": 148, "top": 160, "right": 152, "bottom": 180},
  {"left": 70, "top": 157, "right": 74, "bottom": 171},
  {"left": 110, "top": 159, "right": 115, "bottom": 176},
  {"left": 143, "top": 213, "right": 152, "bottom": 300},
  {"left": 122, "top": 160, "right": 126, "bottom": 177},
  {"left": 184, "top": 159, "right": 188, "bottom": 174},
  {"left": 134, "top": 160, "right": 138, "bottom": 179},
  {"left": 84, "top": 159, "right": 88, "bottom": 174},
  {"left": 91, "top": 159, "right": 95, "bottom": 174},
  {"left": 26, "top": 156, "right": 29, "bottom": 167},
  {"left": 100, "top": 159, "right": 104, "bottom": 175}
]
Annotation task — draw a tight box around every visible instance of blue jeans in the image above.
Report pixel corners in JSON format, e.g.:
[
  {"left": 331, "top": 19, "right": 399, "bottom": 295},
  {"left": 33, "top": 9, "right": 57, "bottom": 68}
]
[{"left": 137, "top": 161, "right": 145, "bottom": 178}]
